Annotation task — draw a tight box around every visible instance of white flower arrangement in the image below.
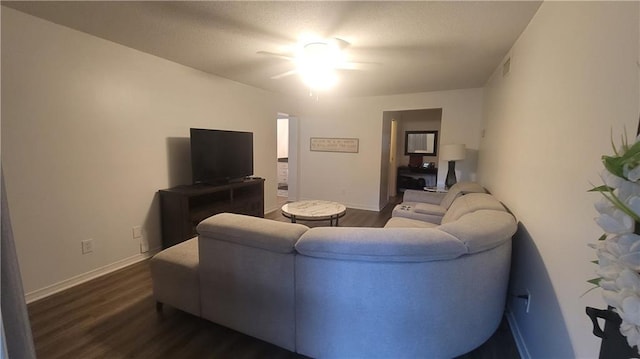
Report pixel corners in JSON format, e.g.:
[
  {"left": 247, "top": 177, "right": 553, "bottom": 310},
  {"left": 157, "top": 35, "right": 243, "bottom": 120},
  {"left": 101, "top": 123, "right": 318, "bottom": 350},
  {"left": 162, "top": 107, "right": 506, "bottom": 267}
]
[{"left": 591, "top": 133, "right": 640, "bottom": 349}]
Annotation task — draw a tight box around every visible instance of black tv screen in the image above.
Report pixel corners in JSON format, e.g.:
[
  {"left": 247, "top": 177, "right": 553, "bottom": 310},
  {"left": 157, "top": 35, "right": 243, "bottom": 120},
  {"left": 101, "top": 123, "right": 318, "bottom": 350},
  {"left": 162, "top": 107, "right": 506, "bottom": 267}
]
[{"left": 190, "top": 128, "right": 253, "bottom": 184}]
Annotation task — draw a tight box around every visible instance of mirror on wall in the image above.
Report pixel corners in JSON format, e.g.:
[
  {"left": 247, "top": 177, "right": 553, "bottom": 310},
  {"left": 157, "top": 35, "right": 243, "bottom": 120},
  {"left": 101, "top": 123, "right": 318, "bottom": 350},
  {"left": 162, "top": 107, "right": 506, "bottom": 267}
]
[{"left": 404, "top": 130, "right": 438, "bottom": 156}]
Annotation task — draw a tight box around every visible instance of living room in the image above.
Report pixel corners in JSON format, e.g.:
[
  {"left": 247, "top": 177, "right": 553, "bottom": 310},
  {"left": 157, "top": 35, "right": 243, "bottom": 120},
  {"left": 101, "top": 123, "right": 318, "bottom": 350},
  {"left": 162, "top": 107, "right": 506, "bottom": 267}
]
[{"left": 2, "top": 1, "right": 639, "bottom": 358}]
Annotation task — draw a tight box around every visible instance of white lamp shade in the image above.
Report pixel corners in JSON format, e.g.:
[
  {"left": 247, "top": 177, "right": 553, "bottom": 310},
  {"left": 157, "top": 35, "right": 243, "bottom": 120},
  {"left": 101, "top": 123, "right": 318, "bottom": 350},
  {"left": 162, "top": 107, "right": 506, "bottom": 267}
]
[{"left": 440, "top": 144, "right": 466, "bottom": 161}]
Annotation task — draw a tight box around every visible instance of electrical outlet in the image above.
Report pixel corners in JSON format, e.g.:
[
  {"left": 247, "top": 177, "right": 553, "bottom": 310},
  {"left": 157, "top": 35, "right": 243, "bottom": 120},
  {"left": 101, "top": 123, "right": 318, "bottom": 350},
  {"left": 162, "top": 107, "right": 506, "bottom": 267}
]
[
  {"left": 140, "top": 236, "right": 149, "bottom": 253},
  {"left": 515, "top": 290, "right": 531, "bottom": 314},
  {"left": 81, "top": 239, "right": 93, "bottom": 254},
  {"left": 132, "top": 226, "right": 143, "bottom": 239}
]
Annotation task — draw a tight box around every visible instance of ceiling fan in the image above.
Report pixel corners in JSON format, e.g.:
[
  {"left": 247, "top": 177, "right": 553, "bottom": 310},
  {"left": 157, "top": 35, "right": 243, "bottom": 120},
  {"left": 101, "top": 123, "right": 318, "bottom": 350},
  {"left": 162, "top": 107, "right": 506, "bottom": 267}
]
[{"left": 257, "top": 37, "right": 378, "bottom": 90}]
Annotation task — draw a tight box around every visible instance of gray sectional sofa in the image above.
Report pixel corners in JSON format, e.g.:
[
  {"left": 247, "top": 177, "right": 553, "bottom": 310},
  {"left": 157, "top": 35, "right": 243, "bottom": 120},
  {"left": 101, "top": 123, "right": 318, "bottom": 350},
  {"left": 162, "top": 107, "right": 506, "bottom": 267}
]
[{"left": 150, "top": 184, "right": 517, "bottom": 358}]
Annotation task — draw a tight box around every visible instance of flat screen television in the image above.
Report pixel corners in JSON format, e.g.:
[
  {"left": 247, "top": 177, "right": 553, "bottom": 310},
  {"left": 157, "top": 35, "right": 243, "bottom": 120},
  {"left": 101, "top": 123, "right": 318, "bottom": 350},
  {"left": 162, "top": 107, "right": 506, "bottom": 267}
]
[{"left": 190, "top": 128, "right": 253, "bottom": 184}]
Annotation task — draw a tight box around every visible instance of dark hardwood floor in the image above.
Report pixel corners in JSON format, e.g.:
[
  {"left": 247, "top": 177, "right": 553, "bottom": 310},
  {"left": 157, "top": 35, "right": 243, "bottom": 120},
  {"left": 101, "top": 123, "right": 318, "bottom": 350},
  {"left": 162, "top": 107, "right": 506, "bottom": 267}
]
[{"left": 28, "top": 198, "right": 520, "bottom": 359}]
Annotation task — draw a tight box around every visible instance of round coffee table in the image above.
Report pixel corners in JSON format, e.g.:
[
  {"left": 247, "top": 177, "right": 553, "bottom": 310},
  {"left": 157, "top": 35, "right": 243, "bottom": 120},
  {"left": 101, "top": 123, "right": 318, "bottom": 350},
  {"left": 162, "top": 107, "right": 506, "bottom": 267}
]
[{"left": 281, "top": 200, "right": 346, "bottom": 226}]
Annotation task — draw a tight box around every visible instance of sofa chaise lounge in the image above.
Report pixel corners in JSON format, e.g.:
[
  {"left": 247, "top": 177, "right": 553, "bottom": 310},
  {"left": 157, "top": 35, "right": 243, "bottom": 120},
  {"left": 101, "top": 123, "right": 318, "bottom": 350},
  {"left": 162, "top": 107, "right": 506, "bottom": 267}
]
[
  {"left": 392, "top": 181, "right": 486, "bottom": 224},
  {"left": 150, "top": 189, "right": 517, "bottom": 358}
]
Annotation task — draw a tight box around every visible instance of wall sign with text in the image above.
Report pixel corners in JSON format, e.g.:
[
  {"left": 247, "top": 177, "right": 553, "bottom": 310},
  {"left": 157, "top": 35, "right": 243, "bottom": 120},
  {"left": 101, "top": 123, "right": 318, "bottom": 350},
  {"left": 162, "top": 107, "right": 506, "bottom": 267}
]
[{"left": 310, "top": 137, "right": 359, "bottom": 153}]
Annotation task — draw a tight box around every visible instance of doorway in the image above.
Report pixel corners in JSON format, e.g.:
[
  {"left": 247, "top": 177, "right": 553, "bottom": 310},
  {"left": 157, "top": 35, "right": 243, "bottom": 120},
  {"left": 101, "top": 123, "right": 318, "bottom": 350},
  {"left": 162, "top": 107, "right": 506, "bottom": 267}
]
[
  {"left": 277, "top": 117, "right": 289, "bottom": 203},
  {"left": 276, "top": 114, "right": 299, "bottom": 206},
  {"left": 380, "top": 108, "right": 442, "bottom": 208}
]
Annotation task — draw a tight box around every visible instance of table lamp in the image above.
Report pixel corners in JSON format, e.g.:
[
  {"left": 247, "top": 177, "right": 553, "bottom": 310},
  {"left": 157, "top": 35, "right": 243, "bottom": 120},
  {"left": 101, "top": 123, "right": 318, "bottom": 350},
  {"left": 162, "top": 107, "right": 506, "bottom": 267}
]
[{"left": 440, "top": 144, "right": 466, "bottom": 189}]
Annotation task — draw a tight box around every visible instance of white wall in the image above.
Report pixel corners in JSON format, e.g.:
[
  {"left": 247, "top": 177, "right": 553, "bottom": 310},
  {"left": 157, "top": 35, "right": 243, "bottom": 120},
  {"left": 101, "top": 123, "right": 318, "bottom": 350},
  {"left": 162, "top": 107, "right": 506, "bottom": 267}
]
[
  {"left": 478, "top": 2, "right": 639, "bottom": 357},
  {"left": 1, "top": 6, "right": 485, "bottom": 301},
  {"left": 1, "top": 8, "right": 284, "bottom": 298},
  {"left": 284, "top": 88, "right": 483, "bottom": 210}
]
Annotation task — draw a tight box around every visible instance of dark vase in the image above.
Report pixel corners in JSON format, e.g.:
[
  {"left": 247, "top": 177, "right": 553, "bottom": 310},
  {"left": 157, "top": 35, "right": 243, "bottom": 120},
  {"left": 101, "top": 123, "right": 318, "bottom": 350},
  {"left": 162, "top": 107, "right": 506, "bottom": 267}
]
[{"left": 586, "top": 306, "right": 640, "bottom": 359}]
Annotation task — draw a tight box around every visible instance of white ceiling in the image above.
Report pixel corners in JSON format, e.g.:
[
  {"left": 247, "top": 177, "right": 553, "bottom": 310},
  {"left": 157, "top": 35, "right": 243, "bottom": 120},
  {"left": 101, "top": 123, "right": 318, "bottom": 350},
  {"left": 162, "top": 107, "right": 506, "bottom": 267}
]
[{"left": 3, "top": 1, "right": 542, "bottom": 97}]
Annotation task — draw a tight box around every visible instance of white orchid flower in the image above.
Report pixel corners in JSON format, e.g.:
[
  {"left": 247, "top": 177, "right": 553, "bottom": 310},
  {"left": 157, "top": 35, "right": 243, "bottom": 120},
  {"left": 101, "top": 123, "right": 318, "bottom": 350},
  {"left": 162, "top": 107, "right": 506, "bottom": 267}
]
[
  {"left": 621, "top": 295, "right": 640, "bottom": 326},
  {"left": 604, "top": 289, "right": 625, "bottom": 308},
  {"left": 592, "top": 136, "right": 640, "bottom": 350},
  {"left": 617, "top": 181, "right": 640, "bottom": 204},
  {"left": 628, "top": 196, "right": 640, "bottom": 215},
  {"left": 606, "top": 239, "right": 626, "bottom": 258},
  {"left": 595, "top": 196, "right": 616, "bottom": 214},
  {"left": 619, "top": 234, "right": 640, "bottom": 253},
  {"left": 603, "top": 169, "right": 624, "bottom": 188},
  {"left": 620, "top": 252, "right": 640, "bottom": 272},
  {"left": 595, "top": 210, "right": 634, "bottom": 234},
  {"left": 624, "top": 164, "right": 640, "bottom": 182},
  {"left": 597, "top": 247, "right": 620, "bottom": 264},
  {"left": 620, "top": 321, "right": 640, "bottom": 349},
  {"left": 617, "top": 269, "right": 640, "bottom": 291},
  {"left": 596, "top": 214, "right": 633, "bottom": 235},
  {"left": 597, "top": 265, "right": 623, "bottom": 281},
  {"left": 600, "top": 279, "right": 619, "bottom": 291}
]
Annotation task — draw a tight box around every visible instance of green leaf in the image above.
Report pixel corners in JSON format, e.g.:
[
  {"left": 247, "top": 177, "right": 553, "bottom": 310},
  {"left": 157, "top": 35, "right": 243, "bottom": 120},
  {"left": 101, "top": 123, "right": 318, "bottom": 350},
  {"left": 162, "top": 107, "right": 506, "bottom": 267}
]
[
  {"left": 581, "top": 278, "right": 604, "bottom": 297},
  {"left": 623, "top": 132, "right": 629, "bottom": 152},
  {"left": 589, "top": 185, "right": 615, "bottom": 193},
  {"left": 588, "top": 277, "right": 602, "bottom": 286},
  {"left": 619, "top": 141, "right": 640, "bottom": 170},
  {"left": 581, "top": 285, "right": 600, "bottom": 297},
  {"left": 591, "top": 260, "right": 599, "bottom": 264},
  {"left": 598, "top": 233, "right": 607, "bottom": 241},
  {"left": 603, "top": 155, "right": 626, "bottom": 178},
  {"left": 623, "top": 140, "right": 640, "bottom": 157}
]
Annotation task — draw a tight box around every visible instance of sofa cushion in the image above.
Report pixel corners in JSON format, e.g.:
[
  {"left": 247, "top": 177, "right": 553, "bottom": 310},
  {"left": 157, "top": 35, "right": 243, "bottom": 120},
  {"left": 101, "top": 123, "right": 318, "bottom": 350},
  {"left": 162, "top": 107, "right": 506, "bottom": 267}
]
[
  {"left": 414, "top": 203, "right": 447, "bottom": 216},
  {"left": 402, "top": 190, "right": 447, "bottom": 205},
  {"left": 384, "top": 217, "right": 439, "bottom": 228},
  {"left": 197, "top": 213, "right": 308, "bottom": 253},
  {"left": 391, "top": 203, "right": 444, "bottom": 224},
  {"left": 441, "top": 193, "right": 505, "bottom": 224},
  {"left": 295, "top": 227, "right": 466, "bottom": 262},
  {"left": 438, "top": 210, "right": 517, "bottom": 253},
  {"left": 440, "top": 181, "right": 486, "bottom": 209},
  {"left": 150, "top": 237, "right": 200, "bottom": 316}
]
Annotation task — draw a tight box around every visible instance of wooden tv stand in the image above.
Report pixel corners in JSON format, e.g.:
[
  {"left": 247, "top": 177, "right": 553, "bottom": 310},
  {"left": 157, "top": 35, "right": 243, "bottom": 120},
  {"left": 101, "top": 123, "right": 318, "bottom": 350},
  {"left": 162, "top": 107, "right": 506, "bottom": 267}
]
[{"left": 159, "top": 178, "right": 264, "bottom": 248}]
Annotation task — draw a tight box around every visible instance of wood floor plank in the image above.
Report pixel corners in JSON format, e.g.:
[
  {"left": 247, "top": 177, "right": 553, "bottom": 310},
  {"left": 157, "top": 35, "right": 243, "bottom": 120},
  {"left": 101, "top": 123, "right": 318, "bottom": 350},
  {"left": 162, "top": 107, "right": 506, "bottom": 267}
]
[{"left": 28, "top": 197, "right": 519, "bottom": 359}]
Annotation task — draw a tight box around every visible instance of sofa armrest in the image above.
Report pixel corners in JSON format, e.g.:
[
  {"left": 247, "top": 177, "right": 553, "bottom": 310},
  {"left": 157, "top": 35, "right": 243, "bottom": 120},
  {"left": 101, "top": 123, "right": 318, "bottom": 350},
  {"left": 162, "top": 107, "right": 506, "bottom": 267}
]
[
  {"left": 295, "top": 227, "right": 466, "bottom": 262},
  {"left": 197, "top": 213, "right": 308, "bottom": 253},
  {"left": 402, "top": 189, "right": 447, "bottom": 205}
]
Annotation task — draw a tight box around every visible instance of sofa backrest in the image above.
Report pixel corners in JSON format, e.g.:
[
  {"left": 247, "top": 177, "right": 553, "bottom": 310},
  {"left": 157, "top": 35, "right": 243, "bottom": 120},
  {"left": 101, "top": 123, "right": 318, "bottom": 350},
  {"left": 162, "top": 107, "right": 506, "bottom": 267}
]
[
  {"left": 197, "top": 212, "right": 309, "bottom": 253},
  {"left": 296, "top": 205, "right": 517, "bottom": 262},
  {"left": 441, "top": 192, "right": 505, "bottom": 224},
  {"left": 295, "top": 227, "right": 467, "bottom": 262},
  {"left": 439, "top": 181, "right": 486, "bottom": 209}
]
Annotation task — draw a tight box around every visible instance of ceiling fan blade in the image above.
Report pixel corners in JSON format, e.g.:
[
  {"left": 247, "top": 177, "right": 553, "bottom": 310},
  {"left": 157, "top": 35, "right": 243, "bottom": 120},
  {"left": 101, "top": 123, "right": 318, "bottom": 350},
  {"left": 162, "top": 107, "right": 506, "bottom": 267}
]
[
  {"left": 271, "top": 69, "right": 298, "bottom": 79},
  {"left": 331, "top": 37, "right": 351, "bottom": 49},
  {"left": 338, "top": 61, "right": 381, "bottom": 71},
  {"left": 256, "top": 51, "right": 294, "bottom": 61}
]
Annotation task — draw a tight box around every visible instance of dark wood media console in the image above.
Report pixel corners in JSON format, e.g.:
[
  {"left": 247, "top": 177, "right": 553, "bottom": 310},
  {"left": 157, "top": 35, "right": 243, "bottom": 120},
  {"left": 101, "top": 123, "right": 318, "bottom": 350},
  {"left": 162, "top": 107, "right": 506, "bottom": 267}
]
[
  {"left": 159, "top": 178, "right": 264, "bottom": 248},
  {"left": 397, "top": 166, "right": 438, "bottom": 192}
]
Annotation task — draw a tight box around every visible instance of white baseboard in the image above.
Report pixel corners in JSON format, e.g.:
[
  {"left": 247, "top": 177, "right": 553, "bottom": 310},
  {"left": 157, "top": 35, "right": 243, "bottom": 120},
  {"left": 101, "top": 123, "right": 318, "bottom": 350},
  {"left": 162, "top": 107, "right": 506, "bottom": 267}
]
[
  {"left": 25, "top": 248, "right": 161, "bottom": 304},
  {"left": 506, "top": 310, "right": 531, "bottom": 359}
]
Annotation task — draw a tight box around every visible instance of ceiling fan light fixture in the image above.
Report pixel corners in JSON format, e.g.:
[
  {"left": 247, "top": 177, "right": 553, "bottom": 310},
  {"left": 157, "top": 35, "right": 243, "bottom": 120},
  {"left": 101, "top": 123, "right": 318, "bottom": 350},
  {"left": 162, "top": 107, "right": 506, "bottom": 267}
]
[
  {"left": 294, "top": 39, "right": 345, "bottom": 91},
  {"left": 296, "top": 41, "right": 345, "bottom": 68},
  {"left": 300, "top": 67, "right": 338, "bottom": 91}
]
